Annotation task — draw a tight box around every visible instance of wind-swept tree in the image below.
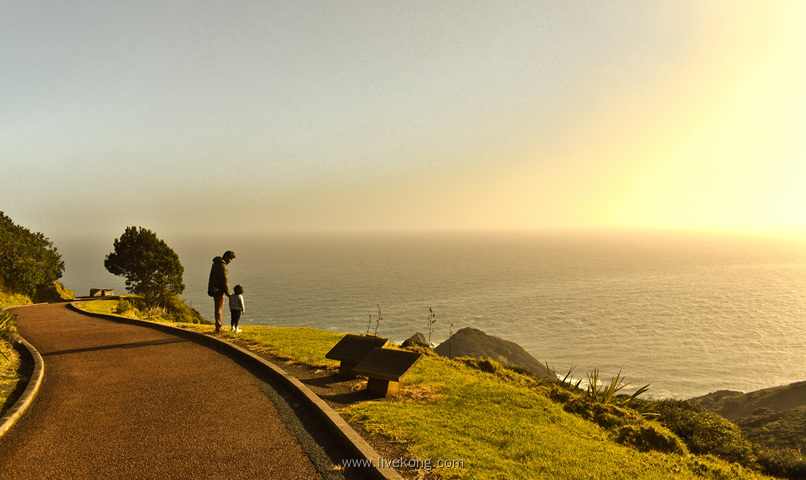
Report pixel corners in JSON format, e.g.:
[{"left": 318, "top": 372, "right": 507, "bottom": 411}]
[
  {"left": 104, "top": 226, "right": 184, "bottom": 310},
  {"left": 0, "top": 211, "right": 64, "bottom": 295}
]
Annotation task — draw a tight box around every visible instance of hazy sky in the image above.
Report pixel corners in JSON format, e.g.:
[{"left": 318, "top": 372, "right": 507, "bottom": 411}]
[{"left": 3, "top": 1, "right": 806, "bottom": 240}]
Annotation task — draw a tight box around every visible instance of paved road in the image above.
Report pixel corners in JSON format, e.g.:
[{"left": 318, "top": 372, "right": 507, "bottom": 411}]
[{"left": 0, "top": 302, "right": 338, "bottom": 479}]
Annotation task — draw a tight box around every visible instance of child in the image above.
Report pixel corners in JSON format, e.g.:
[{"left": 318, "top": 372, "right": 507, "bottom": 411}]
[{"left": 229, "top": 285, "right": 245, "bottom": 333}]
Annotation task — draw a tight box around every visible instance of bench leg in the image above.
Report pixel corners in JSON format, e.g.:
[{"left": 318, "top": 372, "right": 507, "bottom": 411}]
[
  {"left": 338, "top": 361, "right": 358, "bottom": 379},
  {"left": 366, "top": 378, "right": 400, "bottom": 397}
]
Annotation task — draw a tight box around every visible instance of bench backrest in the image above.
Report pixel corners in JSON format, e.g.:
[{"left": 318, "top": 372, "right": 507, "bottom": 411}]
[
  {"left": 351, "top": 348, "right": 422, "bottom": 382},
  {"left": 325, "top": 334, "right": 389, "bottom": 364}
]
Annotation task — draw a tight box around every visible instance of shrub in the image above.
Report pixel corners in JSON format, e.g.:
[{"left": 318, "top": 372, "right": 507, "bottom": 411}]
[
  {"left": 616, "top": 423, "right": 688, "bottom": 454},
  {"left": 456, "top": 356, "right": 503, "bottom": 374},
  {"left": 115, "top": 298, "right": 139, "bottom": 316},
  {"left": 647, "top": 399, "right": 756, "bottom": 465},
  {"left": 755, "top": 445, "right": 806, "bottom": 479},
  {"left": 400, "top": 342, "right": 438, "bottom": 357},
  {"left": 33, "top": 281, "right": 75, "bottom": 303},
  {"left": 118, "top": 295, "right": 207, "bottom": 324},
  {"left": 564, "top": 396, "right": 638, "bottom": 430},
  {"left": 162, "top": 295, "right": 208, "bottom": 324}
]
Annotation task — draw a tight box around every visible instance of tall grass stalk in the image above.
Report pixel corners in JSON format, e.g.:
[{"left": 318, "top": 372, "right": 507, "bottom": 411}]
[
  {"left": 373, "top": 304, "right": 382, "bottom": 336},
  {"left": 426, "top": 307, "right": 437, "bottom": 346}
]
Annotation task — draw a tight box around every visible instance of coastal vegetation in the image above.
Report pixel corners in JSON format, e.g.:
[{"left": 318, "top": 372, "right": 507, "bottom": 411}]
[
  {"left": 0, "top": 213, "right": 72, "bottom": 418},
  {"left": 0, "top": 311, "right": 24, "bottom": 419},
  {"left": 78, "top": 295, "right": 208, "bottom": 325},
  {"left": 0, "top": 289, "right": 31, "bottom": 308},
  {"left": 67, "top": 300, "right": 802, "bottom": 479},
  {"left": 692, "top": 385, "right": 806, "bottom": 479},
  {"left": 225, "top": 325, "right": 780, "bottom": 479},
  {"left": 0, "top": 311, "right": 15, "bottom": 361},
  {"left": 0, "top": 211, "right": 74, "bottom": 305}
]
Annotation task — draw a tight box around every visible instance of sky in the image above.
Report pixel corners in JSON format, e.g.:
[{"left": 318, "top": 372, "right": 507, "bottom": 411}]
[{"left": 3, "top": 1, "right": 806, "bottom": 242}]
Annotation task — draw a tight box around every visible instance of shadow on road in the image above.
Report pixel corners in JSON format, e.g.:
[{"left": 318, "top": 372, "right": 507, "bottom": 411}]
[{"left": 42, "top": 338, "right": 189, "bottom": 357}]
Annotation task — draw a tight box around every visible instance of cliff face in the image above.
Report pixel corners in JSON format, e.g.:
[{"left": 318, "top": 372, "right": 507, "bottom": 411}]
[{"left": 434, "top": 327, "right": 552, "bottom": 379}]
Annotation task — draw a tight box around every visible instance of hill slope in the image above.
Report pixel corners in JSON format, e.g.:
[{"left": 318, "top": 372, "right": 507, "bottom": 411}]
[
  {"left": 691, "top": 381, "right": 806, "bottom": 421},
  {"left": 691, "top": 381, "right": 806, "bottom": 453}
]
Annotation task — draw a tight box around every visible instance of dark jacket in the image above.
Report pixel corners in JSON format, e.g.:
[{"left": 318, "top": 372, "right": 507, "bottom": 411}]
[{"left": 207, "top": 256, "right": 230, "bottom": 297}]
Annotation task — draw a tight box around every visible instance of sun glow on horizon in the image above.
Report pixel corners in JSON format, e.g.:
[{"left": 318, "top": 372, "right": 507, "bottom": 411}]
[
  {"left": 4, "top": 3, "right": 806, "bottom": 241},
  {"left": 587, "top": 2, "right": 806, "bottom": 241}
]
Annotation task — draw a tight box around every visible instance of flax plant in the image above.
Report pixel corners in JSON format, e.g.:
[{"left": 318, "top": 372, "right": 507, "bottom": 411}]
[{"left": 587, "top": 369, "right": 650, "bottom": 404}]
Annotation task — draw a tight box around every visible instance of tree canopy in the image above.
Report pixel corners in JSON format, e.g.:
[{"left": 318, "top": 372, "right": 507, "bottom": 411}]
[
  {"left": 104, "top": 226, "right": 185, "bottom": 309},
  {"left": 0, "top": 211, "right": 64, "bottom": 295}
]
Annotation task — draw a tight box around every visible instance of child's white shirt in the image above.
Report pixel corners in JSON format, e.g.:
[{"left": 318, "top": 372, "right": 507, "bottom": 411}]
[{"left": 229, "top": 293, "right": 245, "bottom": 312}]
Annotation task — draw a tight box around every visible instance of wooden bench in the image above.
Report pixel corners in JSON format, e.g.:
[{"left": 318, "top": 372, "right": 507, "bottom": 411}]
[
  {"left": 351, "top": 347, "right": 422, "bottom": 397},
  {"left": 325, "top": 334, "right": 389, "bottom": 379},
  {"left": 89, "top": 288, "right": 115, "bottom": 297}
]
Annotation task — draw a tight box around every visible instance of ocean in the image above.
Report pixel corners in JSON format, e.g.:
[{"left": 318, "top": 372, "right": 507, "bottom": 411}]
[{"left": 57, "top": 229, "right": 806, "bottom": 400}]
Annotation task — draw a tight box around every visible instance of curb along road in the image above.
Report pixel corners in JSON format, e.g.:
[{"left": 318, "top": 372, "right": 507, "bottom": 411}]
[
  {"left": 0, "top": 329, "right": 44, "bottom": 439},
  {"left": 0, "top": 302, "right": 401, "bottom": 480}
]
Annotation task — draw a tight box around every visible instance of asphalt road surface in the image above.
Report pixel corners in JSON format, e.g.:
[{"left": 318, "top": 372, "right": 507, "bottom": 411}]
[{"left": 0, "top": 302, "right": 347, "bottom": 479}]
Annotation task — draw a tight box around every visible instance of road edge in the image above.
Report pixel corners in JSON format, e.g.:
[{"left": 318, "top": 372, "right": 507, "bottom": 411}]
[
  {"left": 65, "top": 301, "right": 402, "bottom": 480},
  {"left": 0, "top": 307, "right": 45, "bottom": 440}
]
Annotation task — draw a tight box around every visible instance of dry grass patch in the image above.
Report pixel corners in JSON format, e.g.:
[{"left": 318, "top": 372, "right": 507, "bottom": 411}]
[
  {"left": 0, "top": 345, "right": 22, "bottom": 415},
  {"left": 0, "top": 311, "right": 23, "bottom": 418}
]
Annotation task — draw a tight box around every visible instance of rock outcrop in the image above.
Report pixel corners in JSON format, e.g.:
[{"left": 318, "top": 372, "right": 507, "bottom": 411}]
[
  {"left": 401, "top": 332, "right": 429, "bottom": 349},
  {"left": 434, "top": 327, "right": 552, "bottom": 379}
]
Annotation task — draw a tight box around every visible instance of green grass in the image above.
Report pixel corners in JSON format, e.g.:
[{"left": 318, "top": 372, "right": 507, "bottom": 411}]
[
  {"left": 75, "top": 296, "right": 208, "bottom": 324},
  {"left": 342, "top": 354, "right": 769, "bottom": 479},
  {"left": 65, "top": 304, "right": 775, "bottom": 479},
  {"left": 76, "top": 299, "right": 338, "bottom": 366},
  {"left": 0, "top": 343, "right": 22, "bottom": 417},
  {"left": 76, "top": 297, "right": 138, "bottom": 317},
  {"left": 218, "top": 326, "right": 342, "bottom": 367},
  {"left": 0, "top": 311, "right": 23, "bottom": 418},
  {"left": 0, "top": 290, "right": 31, "bottom": 308},
  {"left": 179, "top": 321, "right": 343, "bottom": 367}
]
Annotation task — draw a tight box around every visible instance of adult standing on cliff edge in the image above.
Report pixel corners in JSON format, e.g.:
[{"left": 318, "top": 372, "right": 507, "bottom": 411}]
[{"left": 208, "top": 250, "right": 236, "bottom": 333}]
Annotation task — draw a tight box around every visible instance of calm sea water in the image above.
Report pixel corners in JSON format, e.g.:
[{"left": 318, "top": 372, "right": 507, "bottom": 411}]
[{"left": 58, "top": 230, "right": 806, "bottom": 400}]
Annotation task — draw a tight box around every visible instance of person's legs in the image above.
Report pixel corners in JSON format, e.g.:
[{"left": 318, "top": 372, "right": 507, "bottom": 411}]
[
  {"left": 231, "top": 309, "right": 241, "bottom": 331},
  {"left": 213, "top": 294, "right": 225, "bottom": 332}
]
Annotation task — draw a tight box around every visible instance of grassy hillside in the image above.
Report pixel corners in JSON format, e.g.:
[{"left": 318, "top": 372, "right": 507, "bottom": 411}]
[
  {"left": 162, "top": 334, "right": 774, "bottom": 475},
  {"left": 693, "top": 382, "right": 806, "bottom": 422},
  {"left": 0, "top": 287, "right": 31, "bottom": 308},
  {"left": 338, "top": 355, "right": 769, "bottom": 479},
  {"left": 71, "top": 300, "right": 795, "bottom": 479},
  {"left": 0, "top": 310, "right": 24, "bottom": 419},
  {"left": 736, "top": 406, "right": 806, "bottom": 451},
  {"left": 77, "top": 295, "right": 209, "bottom": 324},
  {"left": 692, "top": 384, "right": 806, "bottom": 478}
]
